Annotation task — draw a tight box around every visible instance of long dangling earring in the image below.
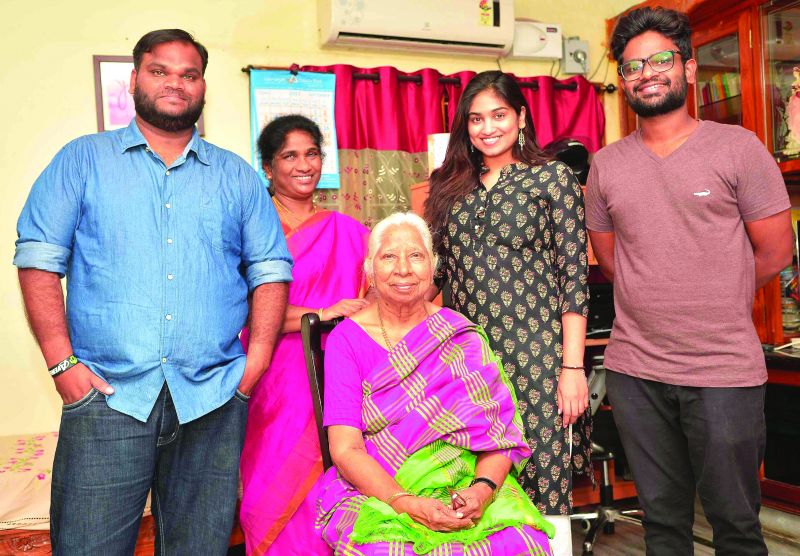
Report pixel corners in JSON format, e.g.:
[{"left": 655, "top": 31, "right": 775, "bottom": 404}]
[
  {"left": 518, "top": 129, "right": 525, "bottom": 148},
  {"left": 470, "top": 143, "right": 475, "bottom": 153}
]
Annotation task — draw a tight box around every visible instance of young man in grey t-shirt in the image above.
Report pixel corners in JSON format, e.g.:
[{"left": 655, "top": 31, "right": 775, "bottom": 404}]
[{"left": 585, "top": 7, "right": 792, "bottom": 556}]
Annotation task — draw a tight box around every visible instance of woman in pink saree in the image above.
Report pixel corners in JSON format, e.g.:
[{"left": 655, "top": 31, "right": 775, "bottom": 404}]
[{"left": 239, "top": 115, "right": 369, "bottom": 555}]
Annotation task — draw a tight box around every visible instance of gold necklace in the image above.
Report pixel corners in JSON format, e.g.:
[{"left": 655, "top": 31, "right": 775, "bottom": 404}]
[
  {"left": 377, "top": 303, "right": 393, "bottom": 350},
  {"left": 272, "top": 194, "right": 317, "bottom": 224},
  {"left": 376, "top": 302, "right": 430, "bottom": 350}
]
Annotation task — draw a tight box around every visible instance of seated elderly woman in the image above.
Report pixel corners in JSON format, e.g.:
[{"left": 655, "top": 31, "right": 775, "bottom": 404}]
[{"left": 317, "top": 212, "right": 555, "bottom": 555}]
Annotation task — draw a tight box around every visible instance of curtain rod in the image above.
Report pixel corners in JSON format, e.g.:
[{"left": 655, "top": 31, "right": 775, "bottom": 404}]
[{"left": 241, "top": 64, "right": 617, "bottom": 94}]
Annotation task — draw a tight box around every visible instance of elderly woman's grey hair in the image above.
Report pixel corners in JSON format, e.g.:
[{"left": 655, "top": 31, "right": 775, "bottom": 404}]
[{"left": 364, "top": 212, "right": 438, "bottom": 277}]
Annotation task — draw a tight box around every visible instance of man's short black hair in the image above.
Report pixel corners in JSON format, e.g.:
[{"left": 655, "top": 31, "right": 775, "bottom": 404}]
[
  {"left": 611, "top": 7, "right": 693, "bottom": 65},
  {"left": 133, "top": 29, "right": 209, "bottom": 74}
]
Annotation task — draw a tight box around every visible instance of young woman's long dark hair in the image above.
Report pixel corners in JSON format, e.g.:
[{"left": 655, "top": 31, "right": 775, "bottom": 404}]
[{"left": 424, "top": 71, "right": 550, "bottom": 254}]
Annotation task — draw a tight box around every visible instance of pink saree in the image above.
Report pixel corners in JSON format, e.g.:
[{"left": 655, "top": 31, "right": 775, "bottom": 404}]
[{"left": 240, "top": 210, "right": 369, "bottom": 555}]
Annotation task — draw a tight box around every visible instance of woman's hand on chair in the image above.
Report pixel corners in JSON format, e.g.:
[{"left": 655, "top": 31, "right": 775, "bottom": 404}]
[
  {"left": 391, "top": 495, "right": 474, "bottom": 531},
  {"left": 322, "top": 298, "right": 370, "bottom": 320}
]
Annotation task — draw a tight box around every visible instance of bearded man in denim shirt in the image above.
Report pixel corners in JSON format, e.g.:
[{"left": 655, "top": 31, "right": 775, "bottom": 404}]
[{"left": 14, "top": 29, "right": 292, "bottom": 555}]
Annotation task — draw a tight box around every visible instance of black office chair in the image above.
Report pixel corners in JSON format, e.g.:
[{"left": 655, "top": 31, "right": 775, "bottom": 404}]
[
  {"left": 300, "top": 312, "right": 342, "bottom": 471},
  {"left": 542, "top": 138, "right": 590, "bottom": 185}
]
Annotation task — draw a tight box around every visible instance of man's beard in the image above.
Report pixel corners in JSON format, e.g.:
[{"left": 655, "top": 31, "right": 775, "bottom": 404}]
[
  {"left": 625, "top": 74, "right": 688, "bottom": 118},
  {"left": 133, "top": 88, "right": 205, "bottom": 132}
]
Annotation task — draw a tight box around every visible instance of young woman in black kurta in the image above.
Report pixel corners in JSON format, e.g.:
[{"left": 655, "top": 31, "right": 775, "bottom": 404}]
[{"left": 425, "top": 73, "right": 591, "bottom": 547}]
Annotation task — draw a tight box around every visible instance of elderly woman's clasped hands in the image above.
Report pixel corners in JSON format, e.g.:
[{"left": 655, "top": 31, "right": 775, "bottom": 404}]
[{"left": 388, "top": 481, "right": 494, "bottom": 532}]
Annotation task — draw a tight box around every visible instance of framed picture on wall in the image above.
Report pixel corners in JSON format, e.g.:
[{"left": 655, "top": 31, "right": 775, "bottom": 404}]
[{"left": 92, "top": 55, "right": 205, "bottom": 134}]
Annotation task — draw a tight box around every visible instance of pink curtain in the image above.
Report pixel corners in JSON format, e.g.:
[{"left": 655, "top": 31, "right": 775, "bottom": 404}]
[
  {"left": 300, "top": 64, "right": 450, "bottom": 225},
  {"left": 444, "top": 72, "right": 605, "bottom": 153},
  {"left": 513, "top": 74, "right": 605, "bottom": 153},
  {"left": 300, "top": 64, "right": 447, "bottom": 152},
  {"left": 293, "top": 65, "right": 605, "bottom": 225},
  {"left": 442, "top": 71, "right": 477, "bottom": 131}
]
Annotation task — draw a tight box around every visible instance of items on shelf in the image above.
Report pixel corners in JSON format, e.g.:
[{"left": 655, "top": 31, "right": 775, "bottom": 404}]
[
  {"left": 698, "top": 90, "right": 742, "bottom": 124},
  {"left": 780, "top": 265, "right": 800, "bottom": 332},
  {"left": 699, "top": 72, "right": 741, "bottom": 106}
]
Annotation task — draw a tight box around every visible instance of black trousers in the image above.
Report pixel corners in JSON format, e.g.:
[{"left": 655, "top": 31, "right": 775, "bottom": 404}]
[{"left": 606, "top": 370, "right": 768, "bottom": 556}]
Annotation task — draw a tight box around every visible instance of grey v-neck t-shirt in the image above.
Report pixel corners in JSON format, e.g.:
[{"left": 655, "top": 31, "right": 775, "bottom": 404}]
[{"left": 585, "top": 120, "right": 789, "bottom": 387}]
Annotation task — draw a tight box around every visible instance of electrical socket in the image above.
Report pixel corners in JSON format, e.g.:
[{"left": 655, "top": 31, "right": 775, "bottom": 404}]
[{"left": 564, "top": 38, "right": 589, "bottom": 74}]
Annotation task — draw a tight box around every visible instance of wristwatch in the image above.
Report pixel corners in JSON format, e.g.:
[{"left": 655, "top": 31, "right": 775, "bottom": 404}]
[{"left": 470, "top": 476, "right": 498, "bottom": 491}]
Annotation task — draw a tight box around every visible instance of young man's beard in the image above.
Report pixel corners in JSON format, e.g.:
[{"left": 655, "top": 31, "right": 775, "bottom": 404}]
[
  {"left": 133, "top": 89, "right": 205, "bottom": 132},
  {"left": 625, "top": 75, "right": 688, "bottom": 118}
]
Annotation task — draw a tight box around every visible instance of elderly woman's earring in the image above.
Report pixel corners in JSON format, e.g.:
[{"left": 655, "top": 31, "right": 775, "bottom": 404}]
[{"left": 518, "top": 129, "right": 525, "bottom": 148}]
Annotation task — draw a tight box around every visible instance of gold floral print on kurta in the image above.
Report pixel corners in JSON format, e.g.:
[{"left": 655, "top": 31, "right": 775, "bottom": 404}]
[{"left": 436, "top": 160, "right": 592, "bottom": 515}]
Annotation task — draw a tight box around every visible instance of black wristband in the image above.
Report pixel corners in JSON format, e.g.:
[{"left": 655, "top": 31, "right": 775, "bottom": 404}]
[
  {"left": 48, "top": 355, "right": 79, "bottom": 377},
  {"left": 470, "top": 476, "right": 498, "bottom": 491}
]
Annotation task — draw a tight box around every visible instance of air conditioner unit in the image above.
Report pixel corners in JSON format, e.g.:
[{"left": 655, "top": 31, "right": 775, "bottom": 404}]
[{"left": 318, "top": 0, "right": 515, "bottom": 56}]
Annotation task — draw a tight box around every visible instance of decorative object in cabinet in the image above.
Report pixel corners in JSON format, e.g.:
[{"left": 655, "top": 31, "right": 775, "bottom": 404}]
[{"left": 761, "top": 0, "right": 800, "bottom": 164}]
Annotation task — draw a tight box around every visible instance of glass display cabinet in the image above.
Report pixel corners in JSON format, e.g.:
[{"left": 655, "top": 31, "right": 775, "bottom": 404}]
[{"left": 762, "top": 1, "right": 800, "bottom": 167}]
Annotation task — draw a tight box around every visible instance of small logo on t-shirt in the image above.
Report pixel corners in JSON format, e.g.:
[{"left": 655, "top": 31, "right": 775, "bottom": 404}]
[{"left": 693, "top": 189, "right": 711, "bottom": 197}]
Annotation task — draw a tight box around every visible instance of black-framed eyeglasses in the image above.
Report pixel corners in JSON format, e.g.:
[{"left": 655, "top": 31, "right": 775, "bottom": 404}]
[{"left": 618, "top": 50, "right": 681, "bottom": 82}]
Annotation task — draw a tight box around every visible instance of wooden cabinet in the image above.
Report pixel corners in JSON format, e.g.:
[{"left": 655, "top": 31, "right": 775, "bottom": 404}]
[
  {"left": 610, "top": 0, "right": 800, "bottom": 514},
  {"left": 763, "top": 358, "right": 800, "bottom": 514}
]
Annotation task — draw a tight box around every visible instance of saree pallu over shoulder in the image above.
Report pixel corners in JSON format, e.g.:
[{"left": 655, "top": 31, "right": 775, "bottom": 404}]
[
  {"left": 317, "top": 308, "right": 554, "bottom": 555},
  {"left": 283, "top": 211, "right": 370, "bottom": 305},
  {"left": 359, "top": 309, "right": 530, "bottom": 473}
]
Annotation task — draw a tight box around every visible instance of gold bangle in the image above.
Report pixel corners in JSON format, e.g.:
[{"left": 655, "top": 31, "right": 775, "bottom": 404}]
[{"left": 385, "top": 491, "right": 413, "bottom": 506}]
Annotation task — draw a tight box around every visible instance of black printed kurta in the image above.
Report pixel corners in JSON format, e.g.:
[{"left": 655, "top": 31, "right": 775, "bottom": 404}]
[{"left": 436, "top": 160, "right": 591, "bottom": 515}]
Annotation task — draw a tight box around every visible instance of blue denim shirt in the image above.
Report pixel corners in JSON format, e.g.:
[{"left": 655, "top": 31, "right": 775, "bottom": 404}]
[{"left": 14, "top": 121, "right": 293, "bottom": 423}]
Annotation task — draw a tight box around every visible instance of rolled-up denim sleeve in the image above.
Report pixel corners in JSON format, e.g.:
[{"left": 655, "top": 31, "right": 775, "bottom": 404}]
[
  {"left": 239, "top": 167, "right": 293, "bottom": 290},
  {"left": 14, "top": 142, "right": 84, "bottom": 277},
  {"left": 13, "top": 241, "right": 72, "bottom": 276}
]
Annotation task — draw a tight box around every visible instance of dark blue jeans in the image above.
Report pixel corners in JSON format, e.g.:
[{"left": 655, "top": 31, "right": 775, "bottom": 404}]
[
  {"left": 50, "top": 384, "right": 248, "bottom": 556},
  {"left": 606, "top": 370, "right": 767, "bottom": 556}
]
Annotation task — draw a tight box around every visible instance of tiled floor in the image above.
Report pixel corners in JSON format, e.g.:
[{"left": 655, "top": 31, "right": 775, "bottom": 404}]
[{"left": 569, "top": 504, "right": 800, "bottom": 555}]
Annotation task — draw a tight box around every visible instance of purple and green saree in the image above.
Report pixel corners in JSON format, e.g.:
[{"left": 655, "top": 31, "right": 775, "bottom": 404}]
[{"left": 318, "top": 308, "right": 554, "bottom": 555}]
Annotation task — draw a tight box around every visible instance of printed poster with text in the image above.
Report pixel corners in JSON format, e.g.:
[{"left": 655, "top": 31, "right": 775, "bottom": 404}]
[{"left": 249, "top": 70, "right": 339, "bottom": 189}]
